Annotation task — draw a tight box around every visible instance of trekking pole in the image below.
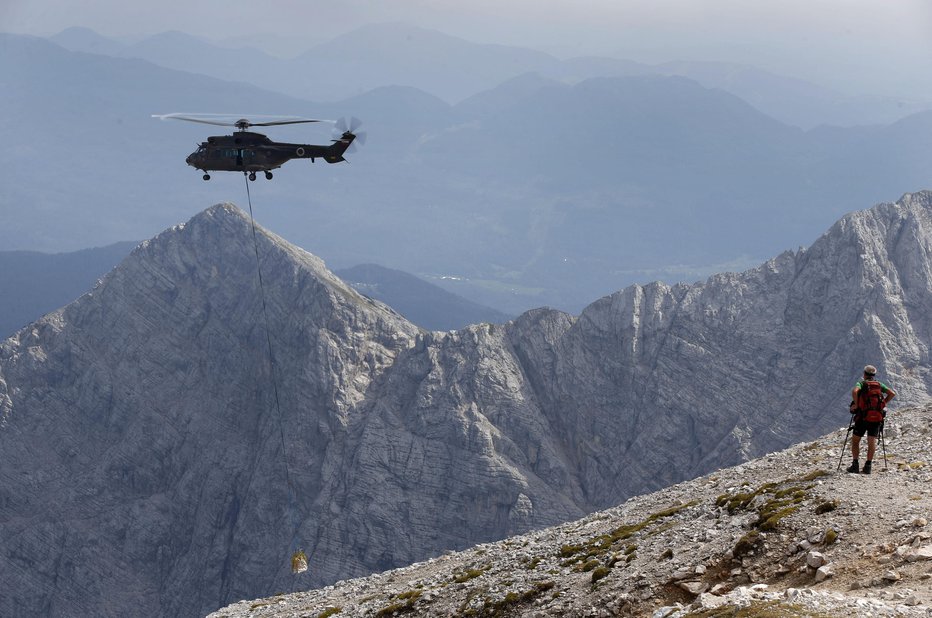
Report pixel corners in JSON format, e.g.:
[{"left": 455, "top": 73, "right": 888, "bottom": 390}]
[
  {"left": 837, "top": 413, "right": 855, "bottom": 471},
  {"left": 879, "top": 421, "right": 888, "bottom": 471}
]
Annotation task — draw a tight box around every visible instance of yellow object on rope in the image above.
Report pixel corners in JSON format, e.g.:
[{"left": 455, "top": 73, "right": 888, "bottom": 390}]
[{"left": 291, "top": 550, "right": 308, "bottom": 574}]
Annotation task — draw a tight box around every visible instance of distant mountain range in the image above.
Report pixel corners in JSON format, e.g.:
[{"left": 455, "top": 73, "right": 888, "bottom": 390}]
[
  {"left": 4, "top": 31, "right": 932, "bottom": 314},
  {"left": 0, "top": 242, "right": 137, "bottom": 338},
  {"left": 50, "top": 24, "right": 932, "bottom": 129},
  {"left": 334, "top": 264, "right": 511, "bottom": 330}
]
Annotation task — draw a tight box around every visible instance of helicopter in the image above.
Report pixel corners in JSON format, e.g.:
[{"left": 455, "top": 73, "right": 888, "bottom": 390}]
[{"left": 152, "top": 114, "right": 366, "bottom": 181}]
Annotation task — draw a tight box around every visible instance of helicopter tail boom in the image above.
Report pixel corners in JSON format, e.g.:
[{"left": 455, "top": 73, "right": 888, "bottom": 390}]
[{"left": 323, "top": 131, "right": 357, "bottom": 163}]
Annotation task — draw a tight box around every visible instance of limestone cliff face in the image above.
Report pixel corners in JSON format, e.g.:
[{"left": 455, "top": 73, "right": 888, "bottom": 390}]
[
  {"left": 2, "top": 193, "right": 932, "bottom": 617},
  {"left": 0, "top": 204, "right": 419, "bottom": 617},
  {"left": 499, "top": 191, "right": 932, "bottom": 509}
]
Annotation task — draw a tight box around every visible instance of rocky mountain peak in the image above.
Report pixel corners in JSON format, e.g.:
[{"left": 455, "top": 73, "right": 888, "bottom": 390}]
[
  {"left": 0, "top": 203, "right": 420, "bottom": 617},
  {"left": 135, "top": 201, "right": 381, "bottom": 319}
]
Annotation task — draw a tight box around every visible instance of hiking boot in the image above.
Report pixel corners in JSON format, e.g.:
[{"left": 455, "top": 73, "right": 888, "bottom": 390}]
[
  {"left": 846, "top": 460, "right": 859, "bottom": 473},
  {"left": 862, "top": 461, "right": 872, "bottom": 475}
]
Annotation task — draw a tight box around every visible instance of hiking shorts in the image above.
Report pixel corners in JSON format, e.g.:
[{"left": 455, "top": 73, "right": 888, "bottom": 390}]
[{"left": 853, "top": 418, "right": 881, "bottom": 438}]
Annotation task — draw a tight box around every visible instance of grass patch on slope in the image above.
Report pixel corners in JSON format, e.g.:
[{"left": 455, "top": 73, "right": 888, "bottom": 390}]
[
  {"left": 683, "top": 599, "right": 837, "bottom": 617},
  {"left": 559, "top": 501, "right": 698, "bottom": 566}
]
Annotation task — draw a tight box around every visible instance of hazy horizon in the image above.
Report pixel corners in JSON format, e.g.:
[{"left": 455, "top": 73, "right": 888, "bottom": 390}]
[
  {"left": 4, "top": 0, "right": 932, "bottom": 99},
  {"left": 3, "top": 1, "right": 932, "bottom": 313}
]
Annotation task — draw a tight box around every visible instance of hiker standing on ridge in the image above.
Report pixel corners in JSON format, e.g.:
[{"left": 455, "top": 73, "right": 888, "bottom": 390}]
[{"left": 848, "top": 364, "right": 896, "bottom": 474}]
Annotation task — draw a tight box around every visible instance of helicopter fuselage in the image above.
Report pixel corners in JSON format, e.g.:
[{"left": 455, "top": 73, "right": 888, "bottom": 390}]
[{"left": 185, "top": 130, "right": 354, "bottom": 178}]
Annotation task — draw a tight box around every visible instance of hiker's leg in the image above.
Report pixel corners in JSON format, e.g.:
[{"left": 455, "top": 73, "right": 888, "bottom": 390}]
[
  {"left": 866, "top": 436, "right": 877, "bottom": 461},
  {"left": 851, "top": 435, "right": 861, "bottom": 459}
]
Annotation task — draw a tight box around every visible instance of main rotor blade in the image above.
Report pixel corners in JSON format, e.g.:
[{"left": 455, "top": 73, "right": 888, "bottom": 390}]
[
  {"left": 152, "top": 113, "right": 331, "bottom": 128},
  {"left": 152, "top": 114, "right": 237, "bottom": 127},
  {"left": 249, "top": 119, "right": 328, "bottom": 127}
]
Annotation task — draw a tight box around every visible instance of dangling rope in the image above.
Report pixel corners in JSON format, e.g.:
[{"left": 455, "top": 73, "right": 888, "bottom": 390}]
[{"left": 243, "top": 173, "right": 307, "bottom": 574}]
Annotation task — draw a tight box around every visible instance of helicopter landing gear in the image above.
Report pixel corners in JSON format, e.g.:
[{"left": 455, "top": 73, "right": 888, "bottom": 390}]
[
  {"left": 265, "top": 171, "right": 273, "bottom": 180},
  {"left": 248, "top": 172, "right": 257, "bottom": 181},
  {"left": 202, "top": 173, "right": 210, "bottom": 181}
]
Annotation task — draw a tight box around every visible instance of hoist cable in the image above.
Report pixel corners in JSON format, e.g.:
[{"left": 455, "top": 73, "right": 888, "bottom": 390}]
[{"left": 244, "top": 173, "right": 302, "bottom": 555}]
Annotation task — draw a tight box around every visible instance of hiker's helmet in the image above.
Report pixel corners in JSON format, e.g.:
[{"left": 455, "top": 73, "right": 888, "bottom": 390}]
[{"left": 864, "top": 364, "right": 877, "bottom": 376}]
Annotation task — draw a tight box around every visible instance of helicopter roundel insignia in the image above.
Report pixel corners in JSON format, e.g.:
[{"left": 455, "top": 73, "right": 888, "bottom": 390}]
[{"left": 296, "top": 147, "right": 306, "bottom": 157}]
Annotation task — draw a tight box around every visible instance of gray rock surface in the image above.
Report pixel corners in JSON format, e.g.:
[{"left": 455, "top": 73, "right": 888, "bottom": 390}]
[
  {"left": 210, "top": 403, "right": 932, "bottom": 618},
  {"left": 3, "top": 192, "right": 932, "bottom": 616},
  {"left": 0, "top": 205, "right": 419, "bottom": 617}
]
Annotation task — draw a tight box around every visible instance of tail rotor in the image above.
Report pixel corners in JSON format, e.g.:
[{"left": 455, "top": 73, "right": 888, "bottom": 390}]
[{"left": 333, "top": 117, "right": 367, "bottom": 153}]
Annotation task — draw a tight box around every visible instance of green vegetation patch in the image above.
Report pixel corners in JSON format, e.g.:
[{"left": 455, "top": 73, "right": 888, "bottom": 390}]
[
  {"left": 576, "top": 559, "right": 600, "bottom": 573},
  {"left": 733, "top": 530, "right": 761, "bottom": 559},
  {"left": 522, "top": 556, "right": 542, "bottom": 570},
  {"left": 718, "top": 477, "right": 816, "bottom": 532},
  {"left": 814, "top": 500, "right": 838, "bottom": 515},
  {"left": 755, "top": 491, "right": 806, "bottom": 530},
  {"left": 683, "top": 599, "right": 837, "bottom": 617},
  {"left": 757, "top": 505, "right": 800, "bottom": 532},
  {"left": 374, "top": 590, "right": 422, "bottom": 616},
  {"left": 591, "top": 565, "right": 610, "bottom": 584},
  {"left": 456, "top": 582, "right": 557, "bottom": 617},
  {"left": 795, "top": 469, "right": 829, "bottom": 482},
  {"left": 374, "top": 601, "right": 412, "bottom": 617},
  {"left": 558, "top": 501, "right": 698, "bottom": 565},
  {"left": 716, "top": 483, "right": 778, "bottom": 513},
  {"left": 771, "top": 486, "right": 807, "bottom": 500},
  {"left": 318, "top": 608, "right": 342, "bottom": 618},
  {"left": 646, "top": 521, "right": 679, "bottom": 537},
  {"left": 559, "top": 544, "right": 584, "bottom": 558},
  {"left": 453, "top": 567, "right": 487, "bottom": 583},
  {"left": 470, "top": 582, "right": 556, "bottom": 617}
]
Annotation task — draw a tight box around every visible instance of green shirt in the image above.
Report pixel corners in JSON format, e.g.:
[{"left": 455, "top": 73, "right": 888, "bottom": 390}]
[{"left": 854, "top": 380, "right": 890, "bottom": 393}]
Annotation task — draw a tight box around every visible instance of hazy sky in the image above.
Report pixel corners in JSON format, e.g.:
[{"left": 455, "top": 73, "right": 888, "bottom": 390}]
[{"left": 3, "top": 0, "right": 931, "bottom": 97}]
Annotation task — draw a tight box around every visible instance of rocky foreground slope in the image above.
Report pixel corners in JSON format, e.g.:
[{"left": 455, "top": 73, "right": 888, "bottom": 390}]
[
  {"left": 3, "top": 192, "right": 932, "bottom": 617},
  {"left": 212, "top": 403, "right": 932, "bottom": 617}
]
